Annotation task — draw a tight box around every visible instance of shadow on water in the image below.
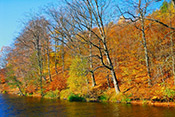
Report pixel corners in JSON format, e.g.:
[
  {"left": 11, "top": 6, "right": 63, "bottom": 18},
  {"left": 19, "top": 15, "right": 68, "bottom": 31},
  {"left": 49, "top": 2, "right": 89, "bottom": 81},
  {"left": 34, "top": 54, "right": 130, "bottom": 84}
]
[{"left": 0, "top": 94, "right": 175, "bottom": 117}]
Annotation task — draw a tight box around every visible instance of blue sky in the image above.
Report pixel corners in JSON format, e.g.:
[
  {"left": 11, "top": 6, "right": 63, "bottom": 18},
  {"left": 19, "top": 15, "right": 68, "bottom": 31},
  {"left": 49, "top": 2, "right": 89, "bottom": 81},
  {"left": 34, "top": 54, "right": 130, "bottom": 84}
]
[
  {"left": 0, "top": 0, "right": 166, "bottom": 50},
  {"left": 0, "top": 0, "right": 59, "bottom": 49}
]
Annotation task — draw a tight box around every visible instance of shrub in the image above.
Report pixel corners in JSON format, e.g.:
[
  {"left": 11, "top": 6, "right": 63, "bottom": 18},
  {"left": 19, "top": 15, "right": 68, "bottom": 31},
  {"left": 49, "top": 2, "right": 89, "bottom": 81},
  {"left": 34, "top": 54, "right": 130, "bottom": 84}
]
[
  {"left": 68, "top": 94, "right": 85, "bottom": 102},
  {"left": 163, "top": 88, "right": 175, "bottom": 101},
  {"left": 114, "top": 93, "right": 132, "bottom": 103},
  {"left": 60, "top": 89, "right": 71, "bottom": 100},
  {"left": 98, "top": 95, "right": 108, "bottom": 102},
  {"left": 2, "top": 90, "right": 7, "bottom": 94},
  {"left": 44, "top": 89, "right": 60, "bottom": 98},
  {"left": 121, "top": 97, "right": 131, "bottom": 103}
]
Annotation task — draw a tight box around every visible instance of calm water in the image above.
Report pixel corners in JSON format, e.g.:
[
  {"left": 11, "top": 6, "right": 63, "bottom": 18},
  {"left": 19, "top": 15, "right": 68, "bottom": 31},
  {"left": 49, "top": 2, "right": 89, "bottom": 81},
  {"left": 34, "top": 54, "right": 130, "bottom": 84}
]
[{"left": 0, "top": 94, "right": 175, "bottom": 117}]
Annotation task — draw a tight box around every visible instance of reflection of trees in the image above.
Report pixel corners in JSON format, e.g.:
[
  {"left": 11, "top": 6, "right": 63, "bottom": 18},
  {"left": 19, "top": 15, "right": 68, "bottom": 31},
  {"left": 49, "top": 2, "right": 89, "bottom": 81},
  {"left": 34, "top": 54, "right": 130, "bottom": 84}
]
[{"left": 1, "top": 95, "right": 175, "bottom": 116}]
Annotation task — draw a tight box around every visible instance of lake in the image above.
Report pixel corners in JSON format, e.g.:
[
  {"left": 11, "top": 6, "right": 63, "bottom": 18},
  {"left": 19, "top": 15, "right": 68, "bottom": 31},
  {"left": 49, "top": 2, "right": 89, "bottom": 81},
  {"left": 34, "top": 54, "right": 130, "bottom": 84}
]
[{"left": 0, "top": 94, "right": 175, "bottom": 117}]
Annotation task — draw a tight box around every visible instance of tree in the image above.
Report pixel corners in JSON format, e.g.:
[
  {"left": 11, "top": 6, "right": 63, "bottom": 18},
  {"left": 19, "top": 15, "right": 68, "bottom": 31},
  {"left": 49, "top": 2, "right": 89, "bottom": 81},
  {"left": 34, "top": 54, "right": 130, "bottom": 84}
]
[
  {"left": 118, "top": 0, "right": 158, "bottom": 86},
  {"left": 0, "top": 46, "right": 11, "bottom": 69},
  {"left": 6, "top": 64, "right": 24, "bottom": 96},
  {"left": 172, "top": 0, "right": 175, "bottom": 7},
  {"left": 60, "top": 0, "right": 121, "bottom": 93},
  {"left": 17, "top": 16, "right": 50, "bottom": 97},
  {"left": 67, "top": 56, "right": 88, "bottom": 94}
]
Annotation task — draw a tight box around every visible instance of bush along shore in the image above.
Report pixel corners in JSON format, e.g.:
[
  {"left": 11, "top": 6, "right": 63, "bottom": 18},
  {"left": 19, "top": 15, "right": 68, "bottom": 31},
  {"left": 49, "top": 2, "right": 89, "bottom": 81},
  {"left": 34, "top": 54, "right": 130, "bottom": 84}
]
[{"left": 1, "top": 85, "right": 175, "bottom": 108}]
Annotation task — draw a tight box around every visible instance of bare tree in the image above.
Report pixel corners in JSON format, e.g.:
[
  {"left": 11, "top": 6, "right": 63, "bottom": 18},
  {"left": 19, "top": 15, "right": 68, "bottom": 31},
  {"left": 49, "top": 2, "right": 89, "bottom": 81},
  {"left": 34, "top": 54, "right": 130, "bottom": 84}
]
[
  {"left": 17, "top": 16, "right": 50, "bottom": 97},
  {"left": 59, "top": 0, "right": 121, "bottom": 93},
  {"left": 0, "top": 46, "right": 11, "bottom": 69},
  {"left": 118, "top": 0, "right": 157, "bottom": 86},
  {"left": 118, "top": 0, "right": 175, "bottom": 86}
]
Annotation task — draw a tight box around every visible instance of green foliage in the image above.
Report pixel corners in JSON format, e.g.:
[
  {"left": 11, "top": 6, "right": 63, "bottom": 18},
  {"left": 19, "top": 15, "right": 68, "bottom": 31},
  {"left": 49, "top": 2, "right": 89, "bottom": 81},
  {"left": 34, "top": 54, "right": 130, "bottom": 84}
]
[
  {"left": 44, "top": 89, "right": 60, "bottom": 98},
  {"left": 121, "top": 97, "right": 131, "bottom": 103},
  {"left": 68, "top": 94, "right": 86, "bottom": 102},
  {"left": 142, "top": 99, "right": 147, "bottom": 105},
  {"left": 120, "top": 94, "right": 132, "bottom": 103},
  {"left": 163, "top": 88, "right": 175, "bottom": 99},
  {"left": 160, "top": 1, "right": 169, "bottom": 13},
  {"left": 60, "top": 89, "right": 71, "bottom": 99},
  {"left": 28, "top": 52, "right": 41, "bottom": 84},
  {"left": 67, "top": 56, "right": 89, "bottom": 94},
  {"left": 6, "top": 64, "right": 22, "bottom": 88},
  {"left": 98, "top": 95, "right": 109, "bottom": 102},
  {"left": 2, "top": 90, "right": 7, "bottom": 94}
]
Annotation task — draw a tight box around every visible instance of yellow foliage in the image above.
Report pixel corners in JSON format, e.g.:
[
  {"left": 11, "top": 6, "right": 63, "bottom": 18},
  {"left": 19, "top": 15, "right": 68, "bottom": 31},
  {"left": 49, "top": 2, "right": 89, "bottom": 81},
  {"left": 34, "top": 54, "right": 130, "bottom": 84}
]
[{"left": 67, "top": 56, "right": 89, "bottom": 95}]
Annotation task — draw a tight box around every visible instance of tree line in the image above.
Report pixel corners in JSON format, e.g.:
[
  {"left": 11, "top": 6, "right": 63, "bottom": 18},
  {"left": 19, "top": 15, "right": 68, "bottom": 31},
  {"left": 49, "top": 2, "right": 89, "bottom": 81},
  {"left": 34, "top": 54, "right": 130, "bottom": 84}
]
[{"left": 0, "top": 0, "right": 175, "bottom": 101}]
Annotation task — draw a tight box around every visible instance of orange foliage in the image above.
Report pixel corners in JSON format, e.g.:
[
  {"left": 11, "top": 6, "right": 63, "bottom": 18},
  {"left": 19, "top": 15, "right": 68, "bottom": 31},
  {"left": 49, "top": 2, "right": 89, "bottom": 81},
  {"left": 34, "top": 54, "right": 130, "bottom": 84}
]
[
  {"left": 0, "top": 69, "right": 6, "bottom": 84},
  {"left": 1, "top": 2, "right": 175, "bottom": 104}
]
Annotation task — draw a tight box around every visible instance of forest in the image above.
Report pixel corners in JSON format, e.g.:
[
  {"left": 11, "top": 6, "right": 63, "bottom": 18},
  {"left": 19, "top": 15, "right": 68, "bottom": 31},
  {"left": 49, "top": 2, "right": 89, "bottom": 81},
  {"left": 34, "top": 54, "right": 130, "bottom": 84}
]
[{"left": 0, "top": 0, "right": 175, "bottom": 104}]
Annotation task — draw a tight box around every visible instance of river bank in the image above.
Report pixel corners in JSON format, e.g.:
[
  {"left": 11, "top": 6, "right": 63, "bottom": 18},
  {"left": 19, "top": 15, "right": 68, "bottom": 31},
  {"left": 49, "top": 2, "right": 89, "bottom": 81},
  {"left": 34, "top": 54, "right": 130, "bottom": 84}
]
[
  {"left": 1, "top": 93, "right": 175, "bottom": 117},
  {"left": 1, "top": 90, "right": 175, "bottom": 108}
]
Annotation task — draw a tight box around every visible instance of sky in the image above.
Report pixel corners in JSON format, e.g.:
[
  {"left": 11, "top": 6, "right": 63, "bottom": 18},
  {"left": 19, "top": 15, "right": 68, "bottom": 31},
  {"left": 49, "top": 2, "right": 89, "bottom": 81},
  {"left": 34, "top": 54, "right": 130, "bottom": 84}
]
[
  {"left": 0, "top": 0, "right": 59, "bottom": 50},
  {"left": 0, "top": 0, "right": 166, "bottom": 50}
]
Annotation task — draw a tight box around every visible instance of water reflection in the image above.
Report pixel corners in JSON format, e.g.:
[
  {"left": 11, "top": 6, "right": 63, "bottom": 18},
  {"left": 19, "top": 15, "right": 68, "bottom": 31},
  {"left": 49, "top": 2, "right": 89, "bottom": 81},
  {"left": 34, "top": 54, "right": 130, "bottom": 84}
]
[{"left": 0, "top": 94, "right": 175, "bottom": 117}]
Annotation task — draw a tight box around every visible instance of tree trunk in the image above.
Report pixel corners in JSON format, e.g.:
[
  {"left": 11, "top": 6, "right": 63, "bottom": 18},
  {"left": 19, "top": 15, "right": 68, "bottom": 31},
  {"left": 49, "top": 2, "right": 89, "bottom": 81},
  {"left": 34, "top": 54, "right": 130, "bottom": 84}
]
[
  {"left": 90, "top": 44, "right": 96, "bottom": 87},
  {"left": 170, "top": 34, "right": 175, "bottom": 85},
  {"left": 46, "top": 40, "right": 52, "bottom": 82},
  {"left": 103, "top": 38, "right": 120, "bottom": 94},
  {"left": 54, "top": 40, "right": 58, "bottom": 74},
  {"left": 15, "top": 78, "right": 25, "bottom": 96},
  {"left": 141, "top": 16, "right": 152, "bottom": 86},
  {"left": 17, "top": 84, "right": 25, "bottom": 96},
  {"left": 88, "top": 10, "right": 96, "bottom": 87},
  {"left": 172, "top": 0, "right": 175, "bottom": 7},
  {"left": 106, "top": 74, "right": 111, "bottom": 89},
  {"left": 36, "top": 37, "right": 44, "bottom": 97},
  {"left": 61, "top": 36, "right": 65, "bottom": 73},
  {"left": 91, "top": 71, "right": 96, "bottom": 87},
  {"left": 111, "top": 69, "right": 120, "bottom": 94}
]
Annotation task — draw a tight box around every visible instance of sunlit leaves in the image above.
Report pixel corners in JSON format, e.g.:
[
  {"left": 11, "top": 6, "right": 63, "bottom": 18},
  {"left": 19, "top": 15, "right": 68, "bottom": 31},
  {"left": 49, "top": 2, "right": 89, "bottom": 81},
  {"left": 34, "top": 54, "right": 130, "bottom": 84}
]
[{"left": 67, "top": 56, "right": 89, "bottom": 95}]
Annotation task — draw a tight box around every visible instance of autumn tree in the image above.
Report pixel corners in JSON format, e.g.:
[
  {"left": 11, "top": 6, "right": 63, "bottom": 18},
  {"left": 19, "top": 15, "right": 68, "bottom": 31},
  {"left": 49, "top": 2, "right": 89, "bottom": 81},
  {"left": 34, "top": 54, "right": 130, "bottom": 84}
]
[
  {"left": 17, "top": 16, "right": 51, "bottom": 97},
  {"left": 118, "top": 0, "right": 161, "bottom": 86},
  {"left": 56, "top": 0, "right": 121, "bottom": 94},
  {"left": 45, "top": 8, "right": 73, "bottom": 74},
  {"left": 0, "top": 46, "right": 11, "bottom": 69},
  {"left": 67, "top": 56, "right": 89, "bottom": 94},
  {"left": 0, "top": 46, "right": 13, "bottom": 86},
  {"left": 6, "top": 64, "right": 25, "bottom": 96}
]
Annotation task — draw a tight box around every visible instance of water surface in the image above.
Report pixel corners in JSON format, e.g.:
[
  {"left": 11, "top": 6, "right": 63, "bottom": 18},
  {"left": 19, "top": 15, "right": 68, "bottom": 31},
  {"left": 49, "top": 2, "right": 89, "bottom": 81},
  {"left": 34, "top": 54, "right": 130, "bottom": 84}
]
[{"left": 0, "top": 94, "right": 175, "bottom": 117}]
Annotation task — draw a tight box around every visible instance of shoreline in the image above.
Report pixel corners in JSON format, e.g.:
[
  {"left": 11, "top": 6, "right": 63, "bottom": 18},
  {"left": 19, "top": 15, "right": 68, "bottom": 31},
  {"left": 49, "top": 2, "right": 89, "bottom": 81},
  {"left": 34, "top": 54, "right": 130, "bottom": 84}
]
[
  {"left": 1, "top": 92, "right": 175, "bottom": 108},
  {"left": 130, "top": 100, "right": 175, "bottom": 107}
]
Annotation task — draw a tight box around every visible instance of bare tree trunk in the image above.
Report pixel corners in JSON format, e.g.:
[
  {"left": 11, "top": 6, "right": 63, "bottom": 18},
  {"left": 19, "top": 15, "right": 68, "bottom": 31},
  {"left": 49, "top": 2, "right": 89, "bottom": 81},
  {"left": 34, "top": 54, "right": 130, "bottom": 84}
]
[
  {"left": 46, "top": 40, "right": 52, "bottom": 82},
  {"left": 106, "top": 74, "right": 111, "bottom": 89},
  {"left": 172, "top": 0, "right": 175, "bottom": 7},
  {"left": 168, "top": 8, "right": 175, "bottom": 85},
  {"left": 89, "top": 36, "right": 96, "bottom": 87},
  {"left": 61, "top": 36, "right": 65, "bottom": 73},
  {"left": 17, "top": 84, "right": 25, "bottom": 96},
  {"left": 111, "top": 68, "right": 120, "bottom": 94},
  {"left": 36, "top": 37, "right": 44, "bottom": 97},
  {"left": 170, "top": 34, "right": 175, "bottom": 85},
  {"left": 88, "top": 6, "right": 96, "bottom": 87},
  {"left": 90, "top": 54, "right": 96, "bottom": 87},
  {"left": 54, "top": 40, "right": 58, "bottom": 74},
  {"left": 140, "top": 13, "right": 152, "bottom": 86},
  {"left": 91, "top": 71, "right": 96, "bottom": 87},
  {"left": 103, "top": 39, "right": 120, "bottom": 94}
]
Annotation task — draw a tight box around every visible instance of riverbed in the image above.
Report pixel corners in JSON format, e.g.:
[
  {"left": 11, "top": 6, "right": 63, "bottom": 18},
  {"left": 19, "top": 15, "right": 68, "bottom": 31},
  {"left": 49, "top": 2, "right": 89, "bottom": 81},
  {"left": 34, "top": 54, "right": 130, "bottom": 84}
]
[{"left": 0, "top": 94, "right": 175, "bottom": 116}]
